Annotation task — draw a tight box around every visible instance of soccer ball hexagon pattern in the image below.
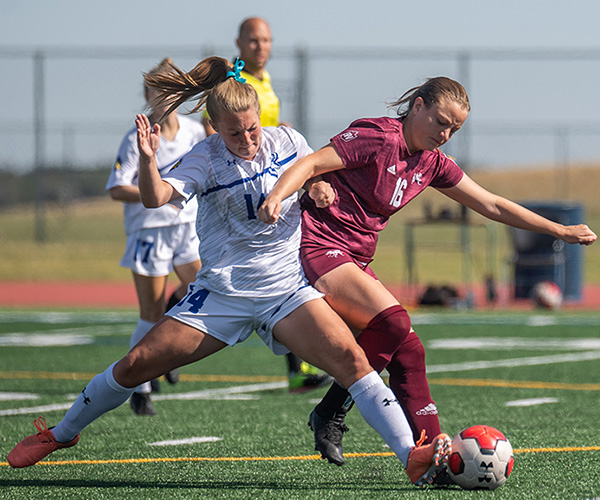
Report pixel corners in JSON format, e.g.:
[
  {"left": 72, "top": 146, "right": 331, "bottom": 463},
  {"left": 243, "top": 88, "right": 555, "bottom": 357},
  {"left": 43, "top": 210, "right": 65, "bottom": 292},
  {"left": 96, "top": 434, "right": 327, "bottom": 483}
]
[{"left": 447, "top": 425, "right": 514, "bottom": 490}]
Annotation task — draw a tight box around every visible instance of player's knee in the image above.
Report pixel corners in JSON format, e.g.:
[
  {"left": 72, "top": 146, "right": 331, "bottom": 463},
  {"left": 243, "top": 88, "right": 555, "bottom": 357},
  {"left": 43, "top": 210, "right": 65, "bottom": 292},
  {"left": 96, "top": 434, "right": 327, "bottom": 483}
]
[
  {"left": 113, "top": 355, "right": 138, "bottom": 387},
  {"left": 383, "top": 305, "right": 412, "bottom": 343},
  {"left": 330, "top": 343, "right": 371, "bottom": 386},
  {"left": 361, "top": 305, "right": 411, "bottom": 345},
  {"left": 114, "top": 349, "right": 150, "bottom": 387}
]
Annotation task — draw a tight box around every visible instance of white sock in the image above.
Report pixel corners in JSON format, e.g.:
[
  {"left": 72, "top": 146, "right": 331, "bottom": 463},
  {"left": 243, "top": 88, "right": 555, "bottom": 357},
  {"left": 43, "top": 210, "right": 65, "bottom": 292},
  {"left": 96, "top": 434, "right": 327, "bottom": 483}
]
[
  {"left": 348, "top": 370, "right": 415, "bottom": 466},
  {"left": 130, "top": 319, "right": 155, "bottom": 394},
  {"left": 52, "top": 362, "right": 133, "bottom": 443}
]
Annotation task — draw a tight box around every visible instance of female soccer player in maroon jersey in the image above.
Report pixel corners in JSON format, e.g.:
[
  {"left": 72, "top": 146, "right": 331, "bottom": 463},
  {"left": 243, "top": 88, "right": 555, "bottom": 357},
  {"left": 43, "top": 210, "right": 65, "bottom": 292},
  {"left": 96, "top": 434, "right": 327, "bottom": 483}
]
[{"left": 259, "top": 76, "right": 597, "bottom": 469}]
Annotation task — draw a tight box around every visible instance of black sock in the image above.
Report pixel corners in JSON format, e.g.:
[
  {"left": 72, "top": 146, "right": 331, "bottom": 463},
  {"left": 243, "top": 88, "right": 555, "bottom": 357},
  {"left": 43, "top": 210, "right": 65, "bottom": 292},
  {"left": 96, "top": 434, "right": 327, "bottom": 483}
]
[
  {"left": 286, "top": 353, "right": 303, "bottom": 375},
  {"left": 314, "top": 381, "right": 353, "bottom": 419},
  {"left": 166, "top": 291, "right": 181, "bottom": 311}
]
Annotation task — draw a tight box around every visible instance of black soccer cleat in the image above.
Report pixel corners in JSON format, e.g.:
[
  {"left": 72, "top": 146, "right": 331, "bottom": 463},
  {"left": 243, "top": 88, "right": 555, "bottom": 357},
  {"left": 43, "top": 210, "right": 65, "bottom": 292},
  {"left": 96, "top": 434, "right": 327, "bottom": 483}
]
[
  {"left": 164, "top": 368, "right": 180, "bottom": 385},
  {"left": 150, "top": 379, "right": 161, "bottom": 393},
  {"left": 430, "top": 464, "right": 456, "bottom": 486},
  {"left": 308, "top": 409, "right": 349, "bottom": 466},
  {"left": 130, "top": 392, "right": 157, "bottom": 416}
]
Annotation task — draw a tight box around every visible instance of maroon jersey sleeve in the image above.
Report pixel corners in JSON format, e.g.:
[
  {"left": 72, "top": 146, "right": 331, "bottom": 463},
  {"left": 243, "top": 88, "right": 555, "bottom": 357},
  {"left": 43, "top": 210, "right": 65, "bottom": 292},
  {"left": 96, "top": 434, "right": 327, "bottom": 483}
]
[
  {"left": 330, "top": 119, "right": 388, "bottom": 169},
  {"left": 428, "top": 150, "right": 465, "bottom": 188}
]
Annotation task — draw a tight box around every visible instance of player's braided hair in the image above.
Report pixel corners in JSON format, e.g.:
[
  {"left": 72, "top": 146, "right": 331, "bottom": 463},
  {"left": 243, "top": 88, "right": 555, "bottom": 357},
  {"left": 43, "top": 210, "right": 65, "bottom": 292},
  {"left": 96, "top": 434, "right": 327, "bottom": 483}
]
[
  {"left": 389, "top": 76, "right": 470, "bottom": 118},
  {"left": 143, "top": 56, "right": 260, "bottom": 124}
]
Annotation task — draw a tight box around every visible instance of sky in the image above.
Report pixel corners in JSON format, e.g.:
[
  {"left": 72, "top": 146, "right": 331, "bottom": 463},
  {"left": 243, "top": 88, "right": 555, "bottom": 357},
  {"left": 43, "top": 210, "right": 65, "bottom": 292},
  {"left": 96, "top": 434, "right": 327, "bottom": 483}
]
[
  {"left": 2, "top": 1, "right": 600, "bottom": 173},
  {"left": 3, "top": 1, "right": 600, "bottom": 50}
]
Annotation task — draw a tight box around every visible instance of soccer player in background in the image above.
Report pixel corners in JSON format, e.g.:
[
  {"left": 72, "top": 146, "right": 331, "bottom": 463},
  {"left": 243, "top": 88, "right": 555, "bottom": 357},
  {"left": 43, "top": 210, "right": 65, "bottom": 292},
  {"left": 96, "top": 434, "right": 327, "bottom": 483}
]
[{"left": 106, "top": 58, "right": 206, "bottom": 416}]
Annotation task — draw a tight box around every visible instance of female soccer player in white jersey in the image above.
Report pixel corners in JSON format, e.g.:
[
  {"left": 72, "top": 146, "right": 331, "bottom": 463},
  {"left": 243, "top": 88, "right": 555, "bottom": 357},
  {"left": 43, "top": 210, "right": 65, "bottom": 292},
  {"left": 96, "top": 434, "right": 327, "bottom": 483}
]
[
  {"left": 7, "top": 56, "right": 451, "bottom": 487},
  {"left": 258, "top": 76, "right": 597, "bottom": 474},
  {"left": 106, "top": 58, "right": 207, "bottom": 416}
]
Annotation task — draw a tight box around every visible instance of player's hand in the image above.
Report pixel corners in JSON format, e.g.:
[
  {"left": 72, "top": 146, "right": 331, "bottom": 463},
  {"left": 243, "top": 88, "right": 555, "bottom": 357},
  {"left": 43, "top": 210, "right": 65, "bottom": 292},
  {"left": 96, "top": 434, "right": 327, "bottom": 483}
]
[
  {"left": 308, "top": 180, "right": 335, "bottom": 208},
  {"left": 136, "top": 114, "right": 161, "bottom": 160},
  {"left": 560, "top": 224, "right": 597, "bottom": 246},
  {"left": 258, "top": 197, "right": 281, "bottom": 225}
]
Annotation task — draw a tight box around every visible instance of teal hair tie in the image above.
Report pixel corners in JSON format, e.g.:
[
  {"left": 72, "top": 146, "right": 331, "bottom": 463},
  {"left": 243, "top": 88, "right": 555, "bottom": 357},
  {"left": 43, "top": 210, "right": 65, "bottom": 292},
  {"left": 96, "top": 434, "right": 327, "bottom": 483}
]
[{"left": 227, "top": 58, "right": 247, "bottom": 83}]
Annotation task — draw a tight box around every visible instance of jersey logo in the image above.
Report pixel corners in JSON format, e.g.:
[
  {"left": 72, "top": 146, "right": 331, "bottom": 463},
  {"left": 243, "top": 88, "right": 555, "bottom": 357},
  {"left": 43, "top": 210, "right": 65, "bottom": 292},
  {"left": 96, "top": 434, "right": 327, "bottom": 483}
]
[
  {"left": 114, "top": 160, "right": 122, "bottom": 171},
  {"left": 411, "top": 172, "right": 423, "bottom": 185},
  {"left": 271, "top": 152, "right": 298, "bottom": 167},
  {"left": 387, "top": 164, "right": 396, "bottom": 175},
  {"left": 170, "top": 159, "right": 182, "bottom": 171},
  {"left": 339, "top": 130, "right": 358, "bottom": 142},
  {"left": 326, "top": 250, "right": 345, "bottom": 259}
]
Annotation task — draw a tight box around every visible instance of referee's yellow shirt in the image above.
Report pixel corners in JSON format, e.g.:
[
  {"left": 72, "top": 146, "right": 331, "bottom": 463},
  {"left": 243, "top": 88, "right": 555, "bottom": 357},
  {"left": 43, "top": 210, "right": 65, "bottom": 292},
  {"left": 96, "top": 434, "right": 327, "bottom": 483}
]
[{"left": 241, "top": 69, "right": 280, "bottom": 127}]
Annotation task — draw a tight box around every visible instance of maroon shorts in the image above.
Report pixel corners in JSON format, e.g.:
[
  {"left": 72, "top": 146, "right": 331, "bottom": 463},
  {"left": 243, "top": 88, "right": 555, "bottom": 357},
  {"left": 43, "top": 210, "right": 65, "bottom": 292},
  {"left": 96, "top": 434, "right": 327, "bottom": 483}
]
[{"left": 300, "top": 245, "right": 378, "bottom": 285}]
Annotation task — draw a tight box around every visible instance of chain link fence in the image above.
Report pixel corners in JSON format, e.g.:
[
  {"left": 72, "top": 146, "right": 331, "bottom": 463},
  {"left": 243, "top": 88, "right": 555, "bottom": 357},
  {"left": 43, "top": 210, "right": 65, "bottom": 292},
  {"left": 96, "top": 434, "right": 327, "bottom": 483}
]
[{"left": 1, "top": 45, "right": 600, "bottom": 240}]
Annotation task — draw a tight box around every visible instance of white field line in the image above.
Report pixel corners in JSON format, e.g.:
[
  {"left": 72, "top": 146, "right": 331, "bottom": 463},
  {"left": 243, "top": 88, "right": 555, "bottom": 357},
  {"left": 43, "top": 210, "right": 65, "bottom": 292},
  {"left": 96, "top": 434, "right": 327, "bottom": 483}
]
[
  {"left": 428, "top": 337, "right": 600, "bottom": 350},
  {"left": 148, "top": 437, "right": 223, "bottom": 446},
  {"left": 0, "top": 392, "right": 40, "bottom": 401},
  {"left": 3, "top": 310, "right": 600, "bottom": 327},
  {"left": 505, "top": 397, "right": 559, "bottom": 407},
  {"left": 0, "top": 382, "right": 287, "bottom": 416},
  {"left": 427, "top": 350, "right": 600, "bottom": 373},
  {"left": 152, "top": 382, "right": 287, "bottom": 400}
]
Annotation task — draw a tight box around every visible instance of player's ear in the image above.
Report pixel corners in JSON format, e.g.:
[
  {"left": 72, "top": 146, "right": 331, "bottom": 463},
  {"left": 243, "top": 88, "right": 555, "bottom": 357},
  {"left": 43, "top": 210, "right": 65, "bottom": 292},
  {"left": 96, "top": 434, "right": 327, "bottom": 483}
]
[{"left": 412, "top": 97, "right": 424, "bottom": 114}]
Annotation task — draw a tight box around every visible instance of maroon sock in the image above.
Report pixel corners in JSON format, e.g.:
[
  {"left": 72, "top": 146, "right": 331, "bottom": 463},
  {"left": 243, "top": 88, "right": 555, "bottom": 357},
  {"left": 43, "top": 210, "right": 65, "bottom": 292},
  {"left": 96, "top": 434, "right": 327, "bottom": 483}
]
[
  {"left": 386, "top": 330, "right": 441, "bottom": 444},
  {"left": 356, "top": 305, "right": 411, "bottom": 373},
  {"left": 312, "top": 306, "right": 410, "bottom": 420}
]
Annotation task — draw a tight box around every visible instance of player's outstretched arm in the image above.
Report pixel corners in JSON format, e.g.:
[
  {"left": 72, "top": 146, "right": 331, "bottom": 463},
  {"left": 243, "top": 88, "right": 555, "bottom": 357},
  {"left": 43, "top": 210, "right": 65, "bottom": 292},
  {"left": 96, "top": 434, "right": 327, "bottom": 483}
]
[
  {"left": 259, "top": 145, "right": 344, "bottom": 224},
  {"left": 135, "top": 114, "right": 175, "bottom": 208},
  {"left": 438, "top": 173, "right": 597, "bottom": 246}
]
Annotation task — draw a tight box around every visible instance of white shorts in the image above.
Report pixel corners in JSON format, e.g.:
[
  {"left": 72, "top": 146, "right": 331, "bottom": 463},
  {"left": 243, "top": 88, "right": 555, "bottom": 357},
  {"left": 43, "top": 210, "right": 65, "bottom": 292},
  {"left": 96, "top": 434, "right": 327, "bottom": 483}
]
[
  {"left": 166, "top": 281, "right": 324, "bottom": 355},
  {"left": 120, "top": 222, "right": 200, "bottom": 277}
]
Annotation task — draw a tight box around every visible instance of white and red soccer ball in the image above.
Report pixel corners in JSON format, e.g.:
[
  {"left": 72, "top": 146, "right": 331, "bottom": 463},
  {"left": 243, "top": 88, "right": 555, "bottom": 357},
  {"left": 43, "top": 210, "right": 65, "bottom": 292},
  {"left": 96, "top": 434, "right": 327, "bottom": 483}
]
[
  {"left": 532, "top": 280, "right": 563, "bottom": 310},
  {"left": 447, "top": 425, "right": 514, "bottom": 490}
]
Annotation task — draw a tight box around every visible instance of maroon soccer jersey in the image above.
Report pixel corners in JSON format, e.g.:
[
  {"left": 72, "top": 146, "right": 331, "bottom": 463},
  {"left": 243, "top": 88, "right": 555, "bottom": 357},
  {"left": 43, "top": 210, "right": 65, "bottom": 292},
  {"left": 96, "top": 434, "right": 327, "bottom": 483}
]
[{"left": 300, "top": 117, "right": 464, "bottom": 263}]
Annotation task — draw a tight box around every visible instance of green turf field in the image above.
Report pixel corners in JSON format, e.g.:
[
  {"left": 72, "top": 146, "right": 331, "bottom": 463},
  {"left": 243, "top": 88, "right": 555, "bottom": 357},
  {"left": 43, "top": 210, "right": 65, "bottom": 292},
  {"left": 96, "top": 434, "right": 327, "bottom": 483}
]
[{"left": 1, "top": 309, "right": 599, "bottom": 499}]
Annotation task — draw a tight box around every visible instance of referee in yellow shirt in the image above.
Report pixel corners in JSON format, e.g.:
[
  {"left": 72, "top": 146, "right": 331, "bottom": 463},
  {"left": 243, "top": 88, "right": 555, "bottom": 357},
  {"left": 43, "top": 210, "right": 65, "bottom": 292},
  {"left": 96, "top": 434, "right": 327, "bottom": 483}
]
[{"left": 204, "top": 17, "right": 330, "bottom": 393}]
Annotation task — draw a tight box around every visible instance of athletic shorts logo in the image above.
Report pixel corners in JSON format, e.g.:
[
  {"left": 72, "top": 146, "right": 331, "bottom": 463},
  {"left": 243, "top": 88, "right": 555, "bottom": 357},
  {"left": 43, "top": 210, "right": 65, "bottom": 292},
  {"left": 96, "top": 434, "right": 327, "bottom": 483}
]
[
  {"left": 326, "top": 250, "right": 345, "bottom": 258},
  {"left": 416, "top": 403, "right": 438, "bottom": 416},
  {"left": 340, "top": 130, "right": 358, "bottom": 142}
]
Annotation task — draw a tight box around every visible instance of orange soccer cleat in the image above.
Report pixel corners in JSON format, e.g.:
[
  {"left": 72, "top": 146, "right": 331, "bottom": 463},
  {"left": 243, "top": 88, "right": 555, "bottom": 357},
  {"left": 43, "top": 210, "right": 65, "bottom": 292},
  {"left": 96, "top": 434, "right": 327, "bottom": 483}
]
[
  {"left": 405, "top": 430, "right": 452, "bottom": 486},
  {"left": 7, "top": 416, "right": 80, "bottom": 468}
]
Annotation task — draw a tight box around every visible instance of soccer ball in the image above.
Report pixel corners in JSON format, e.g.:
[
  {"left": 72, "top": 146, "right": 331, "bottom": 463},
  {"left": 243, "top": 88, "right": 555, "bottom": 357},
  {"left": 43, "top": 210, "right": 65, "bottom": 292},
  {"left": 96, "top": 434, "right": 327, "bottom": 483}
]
[
  {"left": 532, "top": 280, "right": 563, "bottom": 310},
  {"left": 447, "top": 425, "right": 514, "bottom": 490}
]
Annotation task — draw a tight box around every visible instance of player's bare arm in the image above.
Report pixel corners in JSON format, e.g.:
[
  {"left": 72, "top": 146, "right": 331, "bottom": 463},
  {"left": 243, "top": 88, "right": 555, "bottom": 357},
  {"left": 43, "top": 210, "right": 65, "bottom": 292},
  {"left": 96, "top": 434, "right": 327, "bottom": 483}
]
[
  {"left": 107, "top": 185, "right": 141, "bottom": 203},
  {"left": 259, "top": 144, "right": 344, "bottom": 224},
  {"left": 135, "top": 114, "right": 176, "bottom": 208},
  {"left": 438, "top": 174, "right": 597, "bottom": 245}
]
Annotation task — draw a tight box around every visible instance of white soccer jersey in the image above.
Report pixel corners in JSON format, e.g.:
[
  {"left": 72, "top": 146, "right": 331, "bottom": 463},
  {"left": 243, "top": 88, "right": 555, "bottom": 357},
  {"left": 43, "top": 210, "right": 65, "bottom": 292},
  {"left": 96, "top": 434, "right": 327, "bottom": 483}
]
[
  {"left": 163, "top": 126, "right": 313, "bottom": 297},
  {"left": 106, "top": 114, "right": 207, "bottom": 234}
]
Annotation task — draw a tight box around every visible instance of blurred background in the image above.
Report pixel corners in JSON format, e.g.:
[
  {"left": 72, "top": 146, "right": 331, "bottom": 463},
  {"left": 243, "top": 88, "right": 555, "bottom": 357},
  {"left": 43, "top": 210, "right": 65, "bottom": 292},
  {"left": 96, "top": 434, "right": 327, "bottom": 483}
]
[{"left": 1, "top": 1, "right": 599, "bottom": 309}]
